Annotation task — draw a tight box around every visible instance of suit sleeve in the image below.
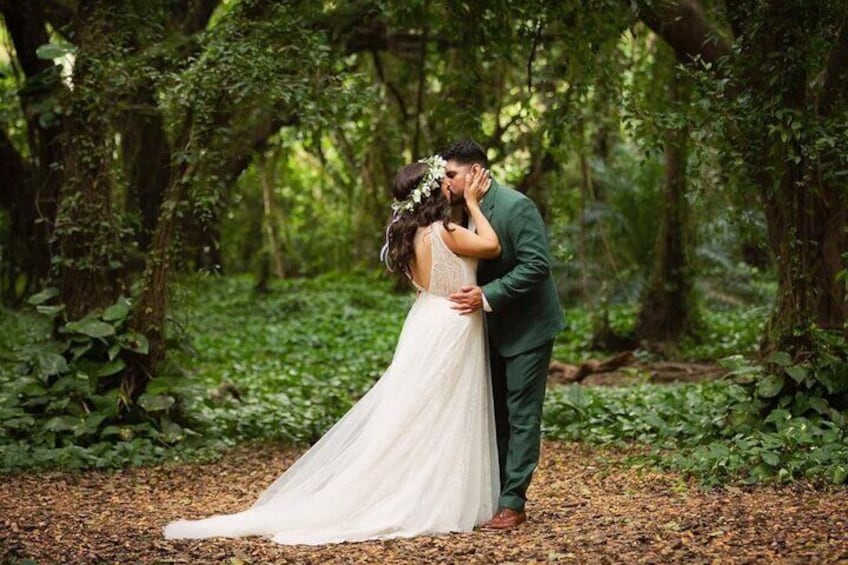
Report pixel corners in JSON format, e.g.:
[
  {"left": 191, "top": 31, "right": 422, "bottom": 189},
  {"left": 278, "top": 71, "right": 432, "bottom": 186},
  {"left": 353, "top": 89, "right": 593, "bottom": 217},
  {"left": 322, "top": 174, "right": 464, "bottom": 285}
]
[{"left": 480, "top": 197, "right": 551, "bottom": 312}]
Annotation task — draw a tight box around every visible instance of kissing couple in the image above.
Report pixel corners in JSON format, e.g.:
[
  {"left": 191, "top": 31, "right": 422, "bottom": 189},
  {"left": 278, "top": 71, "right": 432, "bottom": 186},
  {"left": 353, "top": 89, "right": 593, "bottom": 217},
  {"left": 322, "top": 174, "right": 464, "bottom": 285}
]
[{"left": 164, "top": 139, "right": 566, "bottom": 544}]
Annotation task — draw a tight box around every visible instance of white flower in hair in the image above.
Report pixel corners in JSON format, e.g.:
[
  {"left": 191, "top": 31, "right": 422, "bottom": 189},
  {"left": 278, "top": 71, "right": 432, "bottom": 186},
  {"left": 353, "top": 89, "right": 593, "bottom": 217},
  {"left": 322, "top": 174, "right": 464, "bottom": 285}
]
[{"left": 390, "top": 154, "right": 447, "bottom": 214}]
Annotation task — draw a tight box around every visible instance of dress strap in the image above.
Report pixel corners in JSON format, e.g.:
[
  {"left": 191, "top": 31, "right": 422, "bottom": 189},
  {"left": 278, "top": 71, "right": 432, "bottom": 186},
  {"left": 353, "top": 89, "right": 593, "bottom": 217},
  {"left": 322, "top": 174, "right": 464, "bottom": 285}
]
[{"left": 429, "top": 221, "right": 453, "bottom": 257}]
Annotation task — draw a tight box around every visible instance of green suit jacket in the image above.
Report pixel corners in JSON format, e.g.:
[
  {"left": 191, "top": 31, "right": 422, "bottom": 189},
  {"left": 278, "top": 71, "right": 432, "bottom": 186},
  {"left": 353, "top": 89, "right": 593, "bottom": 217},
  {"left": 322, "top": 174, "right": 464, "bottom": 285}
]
[{"left": 478, "top": 180, "right": 566, "bottom": 357}]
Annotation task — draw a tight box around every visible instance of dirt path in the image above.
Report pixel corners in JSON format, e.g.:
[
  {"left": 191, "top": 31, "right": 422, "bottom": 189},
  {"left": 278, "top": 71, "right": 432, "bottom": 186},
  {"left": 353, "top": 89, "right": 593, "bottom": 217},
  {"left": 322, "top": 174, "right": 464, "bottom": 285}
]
[{"left": 2, "top": 440, "right": 846, "bottom": 564}]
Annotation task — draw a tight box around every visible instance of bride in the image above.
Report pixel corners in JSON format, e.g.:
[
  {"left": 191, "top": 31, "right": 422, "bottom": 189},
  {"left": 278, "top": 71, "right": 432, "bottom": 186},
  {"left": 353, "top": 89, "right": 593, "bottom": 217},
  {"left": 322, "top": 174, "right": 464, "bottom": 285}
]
[{"left": 163, "top": 156, "right": 502, "bottom": 545}]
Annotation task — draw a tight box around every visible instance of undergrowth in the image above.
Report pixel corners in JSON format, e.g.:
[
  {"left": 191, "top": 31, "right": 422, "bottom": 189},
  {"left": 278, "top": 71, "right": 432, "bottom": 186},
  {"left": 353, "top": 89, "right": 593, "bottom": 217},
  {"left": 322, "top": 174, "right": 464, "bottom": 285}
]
[
  {"left": 1, "top": 274, "right": 845, "bottom": 487},
  {"left": 544, "top": 381, "right": 847, "bottom": 487}
]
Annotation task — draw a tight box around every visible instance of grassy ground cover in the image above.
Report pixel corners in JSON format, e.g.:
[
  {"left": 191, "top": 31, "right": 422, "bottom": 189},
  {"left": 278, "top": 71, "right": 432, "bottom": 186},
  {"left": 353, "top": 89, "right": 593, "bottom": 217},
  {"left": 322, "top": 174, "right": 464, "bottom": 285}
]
[{"left": 1, "top": 273, "right": 844, "bottom": 486}]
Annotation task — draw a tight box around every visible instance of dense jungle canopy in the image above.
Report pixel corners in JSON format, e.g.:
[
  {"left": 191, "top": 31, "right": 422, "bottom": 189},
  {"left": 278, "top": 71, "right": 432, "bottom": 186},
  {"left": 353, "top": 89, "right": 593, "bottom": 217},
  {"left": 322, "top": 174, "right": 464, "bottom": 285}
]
[{"left": 0, "top": 0, "right": 846, "bottom": 483}]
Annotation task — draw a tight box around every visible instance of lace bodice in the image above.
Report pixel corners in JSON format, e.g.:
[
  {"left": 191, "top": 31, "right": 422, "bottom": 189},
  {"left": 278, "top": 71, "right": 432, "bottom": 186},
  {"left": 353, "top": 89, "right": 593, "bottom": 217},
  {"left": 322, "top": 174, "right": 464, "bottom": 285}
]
[{"left": 414, "top": 222, "right": 477, "bottom": 297}]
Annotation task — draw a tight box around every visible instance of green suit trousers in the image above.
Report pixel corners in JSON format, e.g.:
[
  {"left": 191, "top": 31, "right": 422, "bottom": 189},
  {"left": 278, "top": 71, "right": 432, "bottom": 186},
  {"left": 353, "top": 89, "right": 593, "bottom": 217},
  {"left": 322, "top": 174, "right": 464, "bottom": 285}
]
[{"left": 489, "top": 338, "right": 554, "bottom": 512}]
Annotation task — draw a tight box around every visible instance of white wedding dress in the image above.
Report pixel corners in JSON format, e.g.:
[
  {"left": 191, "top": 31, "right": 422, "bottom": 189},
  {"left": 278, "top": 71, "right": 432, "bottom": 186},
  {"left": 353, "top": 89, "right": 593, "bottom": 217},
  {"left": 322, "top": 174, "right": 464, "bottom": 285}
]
[{"left": 164, "top": 222, "right": 499, "bottom": 545}]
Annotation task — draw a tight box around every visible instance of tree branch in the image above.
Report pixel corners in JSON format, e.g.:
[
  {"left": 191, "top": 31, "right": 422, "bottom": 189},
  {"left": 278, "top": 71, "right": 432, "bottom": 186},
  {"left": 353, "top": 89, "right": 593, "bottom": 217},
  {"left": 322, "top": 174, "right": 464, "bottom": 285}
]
[
  {"left": 370, "top": 49, "right": 409, "bottom": 119},
  {"left": 215, "top": 110, "right": 300, "bottom": 190},
  {"left": 632, "top": 0, "right": 731, "bottom": 68},
  {"left": 337, "top": 17, "right": 458, "bottom": 57}
]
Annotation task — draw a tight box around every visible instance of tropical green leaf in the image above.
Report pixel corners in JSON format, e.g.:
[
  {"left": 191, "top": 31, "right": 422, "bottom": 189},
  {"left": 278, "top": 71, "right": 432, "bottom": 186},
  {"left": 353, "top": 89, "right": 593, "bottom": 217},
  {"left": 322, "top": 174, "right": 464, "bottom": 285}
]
[
  {"left": 108, "top": 343, "right": 122, "bottom": 361},
  {"left": 96, "top": 358, "right": 126, "bottom": 377},
  {"left": 36, "top": 42, "right": 76, "bottom": 60},
  {"left": 79, "top": 413, "right": 108, "bottom": 435},
  {"left": 756, "top": 375, "right": 784, "bottom": 398},
  {"left": 120, "top": 331, "right": 149, "bottom": 354},
  {"left": 761, "top": 452, "right": 780, "bottom": 467},
  {"left": 159, "top": 418, "right": 186, "bottom": 443},
  {"left": 0, "top": 407, "right": 26, "bottom": 420},
  {"left": 71, "top": 341, "right": 93, "bottom": 360},
  {"left": 36, "top": 352, "right": 68, "bottom": 377},
  {"left": 52, "top": 374, "right": 91, "bottom": 395},
  {"left": 89, "top": 390, "right": 120, "bottom": 413},
  {"left": 3, "top": 416, "right": 36, "bottom": 430},
  {"left": 37, "top": 305, "right": 66, "bottom": 317},
  {"left": 26, "top": 287, "right": 60, "bottom": 306},
  {"left": 64, "top": 319, "right": 116, "bottom": 338},
  {"left": 807, "top": 396, "right": 830, "bottom": 415},
  {"left": 102, "top": 302, "right": 130, "bottom": 322},
  {"left": 43, "top": 415, "right": 78, "bottom": 432},
  {"left": 815, "top": 366, "right": 848, "bottom": 394},
  {"left": 785, "top": 366, "right": 807, "bottom": 384},
  {"left": 145, "top": 376, "right": 187, "bottom": 395},
  {"left": 20, "top": 380, "right": 48, "bottom": 396},
  {"left": 766, "top": 351, "right": 792, "bottom": 367}
]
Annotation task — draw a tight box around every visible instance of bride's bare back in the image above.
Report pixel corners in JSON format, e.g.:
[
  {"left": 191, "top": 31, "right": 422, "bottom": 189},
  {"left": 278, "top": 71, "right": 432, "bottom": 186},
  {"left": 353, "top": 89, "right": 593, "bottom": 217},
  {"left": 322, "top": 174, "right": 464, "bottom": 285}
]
[
  {"left": 408, "top": 222, "right": 481, "bottom": 297},
  {"left": 410, "top": 226, "right": 435, "bottom": 291}
]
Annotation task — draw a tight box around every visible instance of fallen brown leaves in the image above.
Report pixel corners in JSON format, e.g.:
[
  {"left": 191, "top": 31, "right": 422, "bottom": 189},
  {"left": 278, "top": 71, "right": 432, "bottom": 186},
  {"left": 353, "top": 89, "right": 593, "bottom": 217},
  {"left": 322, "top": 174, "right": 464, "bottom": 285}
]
[{"left": 1, "top": 440, "right": 846, "bottom": 564}]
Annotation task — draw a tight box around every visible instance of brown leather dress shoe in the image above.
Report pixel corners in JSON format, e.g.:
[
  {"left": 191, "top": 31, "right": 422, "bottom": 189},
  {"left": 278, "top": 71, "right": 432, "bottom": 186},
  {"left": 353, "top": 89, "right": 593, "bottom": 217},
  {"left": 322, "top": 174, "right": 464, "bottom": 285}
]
[{"left": 480, "top": 508, "right": 527, "bottom": 530}]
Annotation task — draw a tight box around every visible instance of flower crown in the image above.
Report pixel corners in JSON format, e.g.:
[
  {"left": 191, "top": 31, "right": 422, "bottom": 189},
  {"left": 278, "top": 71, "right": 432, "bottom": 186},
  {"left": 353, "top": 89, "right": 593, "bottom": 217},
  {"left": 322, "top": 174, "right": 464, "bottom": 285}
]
[{"left": 390, "top": 155, "right": 447, "bottom": 214}]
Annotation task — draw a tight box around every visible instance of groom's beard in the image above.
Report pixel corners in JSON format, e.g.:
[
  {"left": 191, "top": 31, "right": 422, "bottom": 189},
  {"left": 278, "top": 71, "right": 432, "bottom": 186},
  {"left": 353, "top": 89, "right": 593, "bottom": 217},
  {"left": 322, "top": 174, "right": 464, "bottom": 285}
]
[{"left": 446, "top": 188, "right": 465, "bottom": 206}]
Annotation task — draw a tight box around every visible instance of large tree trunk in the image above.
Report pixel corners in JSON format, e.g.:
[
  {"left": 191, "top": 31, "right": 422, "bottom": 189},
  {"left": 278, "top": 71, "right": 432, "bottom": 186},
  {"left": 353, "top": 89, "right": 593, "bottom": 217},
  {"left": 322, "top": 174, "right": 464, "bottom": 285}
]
[
  {"left": 742, "top": 5, "right": 848, "bottom": 351},
  {"left": 118, "top": 1, "right": 218, "bottom": 257},
  {"left": 634, "top": 52, "right": 697, "bottom": 342},
  {"left": 54, "top": 2, "right": 123, "bottom": 320},
  {"left": 634, "top": 0, "right": 848, "bottom": 358},
  {"left": 123, "top": 118, "right": 194, "bottom": 403},
  {"left": 762, "top": 171, "right": 848, "bottom": 351},
  {"left": 119, "top": 87, "right": 172, "bottom": 255}
]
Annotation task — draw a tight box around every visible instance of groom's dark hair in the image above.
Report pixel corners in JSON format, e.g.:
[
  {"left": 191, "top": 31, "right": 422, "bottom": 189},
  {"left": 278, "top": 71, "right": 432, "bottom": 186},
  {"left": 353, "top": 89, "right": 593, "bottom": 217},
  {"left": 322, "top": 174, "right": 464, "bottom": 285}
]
[{"left": 440, "top": 139, "right": 489, "bottom": 167}]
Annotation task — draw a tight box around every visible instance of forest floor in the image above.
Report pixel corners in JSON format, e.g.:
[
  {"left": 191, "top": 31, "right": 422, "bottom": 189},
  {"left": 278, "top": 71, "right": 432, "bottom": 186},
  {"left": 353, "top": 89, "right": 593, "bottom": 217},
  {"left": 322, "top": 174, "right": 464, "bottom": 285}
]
[
  {"left": 547, "top": 357, "right": 726, "bottom": 388},
  {"left": 2, "top": 438, "right": 847, "bottom": 564}
]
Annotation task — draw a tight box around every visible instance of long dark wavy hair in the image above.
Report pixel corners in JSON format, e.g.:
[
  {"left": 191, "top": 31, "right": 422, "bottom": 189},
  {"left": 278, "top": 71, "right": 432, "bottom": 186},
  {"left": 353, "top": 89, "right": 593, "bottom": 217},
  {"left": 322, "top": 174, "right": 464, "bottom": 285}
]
[{"left": 383, "top": 162, "right": 451, "bottom": 278}]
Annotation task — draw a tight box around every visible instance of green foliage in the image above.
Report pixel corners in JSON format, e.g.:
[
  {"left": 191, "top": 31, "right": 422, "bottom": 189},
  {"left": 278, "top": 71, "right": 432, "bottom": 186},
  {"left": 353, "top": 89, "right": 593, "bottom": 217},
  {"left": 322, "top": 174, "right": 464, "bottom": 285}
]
[
  {"left": 680, "top": 307, "right": 766, "bottom": 360},
  {"left": 0, "top": 307, "right": 48, "bottom": 370},
  {"left": 3, "top": 274, "right": 842, "bottom": 488},
  {"left": 549, "top": 145, "right": 664, "bottom": 305},
  {"left": 0, "top": 291, "right": 200, "bottom": 471},
  {"left": 544, "top": 381, "right": 848, "bottom": 487},
  {"left": 553, "top": 303, "right": 764, "bottom": 363},
  {"left": 0, "top": 273, "right": 409, "bottom": 471},
  {"left": 173, "top": 273, "right": 409, "bottom": 445},
  {"left": 719, "top": 327, "right": 848, "bottom": 420},
  {"left": 548, "top": 299, "right": 846, "bottom": 486}
]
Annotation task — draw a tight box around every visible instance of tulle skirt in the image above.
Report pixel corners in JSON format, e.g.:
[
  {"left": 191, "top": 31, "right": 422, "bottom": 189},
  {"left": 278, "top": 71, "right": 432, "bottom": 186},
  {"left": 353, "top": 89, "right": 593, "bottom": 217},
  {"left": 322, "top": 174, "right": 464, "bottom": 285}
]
[{"left": 163, "top": 291, "right": 498, "bottom": 545}]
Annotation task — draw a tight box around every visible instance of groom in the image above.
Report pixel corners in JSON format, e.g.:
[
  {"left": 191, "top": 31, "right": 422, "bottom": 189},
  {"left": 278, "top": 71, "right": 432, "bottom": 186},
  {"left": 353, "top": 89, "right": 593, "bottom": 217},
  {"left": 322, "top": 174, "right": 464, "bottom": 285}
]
[{"left": 441, "top": 139, "right": 566, "bottom": 530}]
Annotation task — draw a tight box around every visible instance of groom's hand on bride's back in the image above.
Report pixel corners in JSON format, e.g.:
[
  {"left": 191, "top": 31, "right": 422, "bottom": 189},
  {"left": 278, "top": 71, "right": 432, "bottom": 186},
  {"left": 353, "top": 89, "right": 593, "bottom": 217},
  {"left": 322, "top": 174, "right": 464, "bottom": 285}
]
[{"left": 450, "top": 285, "right": 483, "bottom": 315}]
